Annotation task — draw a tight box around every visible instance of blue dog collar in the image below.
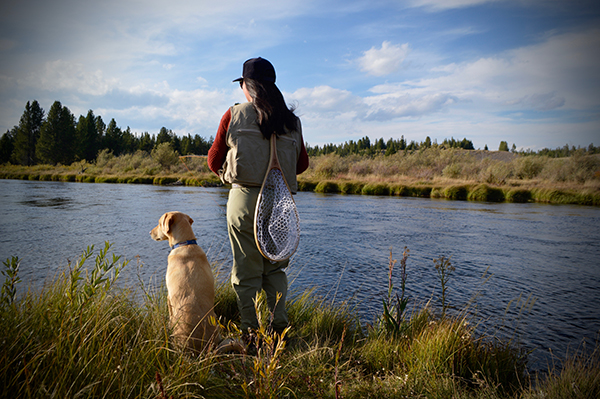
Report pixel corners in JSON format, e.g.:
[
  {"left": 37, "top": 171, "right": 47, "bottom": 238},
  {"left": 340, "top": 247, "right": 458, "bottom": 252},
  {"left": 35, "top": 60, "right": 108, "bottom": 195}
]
[{"left": 171, "top": 240, "right": 198, "bottom": 250}]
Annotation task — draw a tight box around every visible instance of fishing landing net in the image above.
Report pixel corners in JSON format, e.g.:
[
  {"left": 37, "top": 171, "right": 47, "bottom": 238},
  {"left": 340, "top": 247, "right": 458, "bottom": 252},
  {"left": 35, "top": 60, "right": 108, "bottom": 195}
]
[{"left": 254, "top": 168, "right": 300, "bottom": 262}]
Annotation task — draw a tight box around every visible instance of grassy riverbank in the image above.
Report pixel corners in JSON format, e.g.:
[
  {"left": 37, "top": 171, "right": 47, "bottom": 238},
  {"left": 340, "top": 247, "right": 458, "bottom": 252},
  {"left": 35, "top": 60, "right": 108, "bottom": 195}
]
[
  {"left": 1, "top": 147, "right": 599, "bottom": 206},
  {"left": 1, "top": 245, "right": 599, "bottom": 398}
]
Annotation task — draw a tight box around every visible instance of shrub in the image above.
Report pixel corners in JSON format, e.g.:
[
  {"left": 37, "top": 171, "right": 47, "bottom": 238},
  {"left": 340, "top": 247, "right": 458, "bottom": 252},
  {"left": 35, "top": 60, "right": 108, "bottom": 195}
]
[
  {"left": 442, "top": 163, "right": 462, "bottom": 179},
  {"left": 151, "top": 142, "right": 179, "bottom": 170},
  {"left": 95, "top": 148, "right": 115, "bottom": 169},
  {"left": 480, "top": 161, "right": 513, "bottom": 185},
  {"left": 312, "top": 154, "right": 350, "bottom": 179},
  {"left": 348, "top": 158, "right": 373, "bottom": 176},
  {"left": 515, "top": 156, "right": 546, "bottom": 179}
]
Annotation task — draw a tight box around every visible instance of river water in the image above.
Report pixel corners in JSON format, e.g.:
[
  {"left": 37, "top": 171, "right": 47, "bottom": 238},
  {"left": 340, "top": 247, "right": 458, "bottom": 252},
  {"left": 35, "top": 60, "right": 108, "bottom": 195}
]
[{"left": 1, "top": 179, "right": 599, "bottom": 370}]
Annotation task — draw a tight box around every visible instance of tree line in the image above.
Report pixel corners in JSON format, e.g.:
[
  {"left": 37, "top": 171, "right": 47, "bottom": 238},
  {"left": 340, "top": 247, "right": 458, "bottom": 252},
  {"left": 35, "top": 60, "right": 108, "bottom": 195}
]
[
  {"left": 0, "top": 100, "right": 213, "bottom": 166},
  {"left": 1, "top": 100, "right": 597, "bottom": 166},
  {"left": 307, "top": 136, "right": 598, "bottom": 158},
  {"left": 306, "top": 136, "right": 476, "bottom": 157}
]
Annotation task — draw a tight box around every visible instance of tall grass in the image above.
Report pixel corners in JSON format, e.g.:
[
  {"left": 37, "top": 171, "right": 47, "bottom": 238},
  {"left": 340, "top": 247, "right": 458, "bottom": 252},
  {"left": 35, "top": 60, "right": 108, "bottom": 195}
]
[
  {"left": 1, "top": 245, "right": 599, "bottom": 398},
  {"left": 304, "top": 149, "right": 600, "bottom": 186},
  {"left": 301, "top": 150, "right": 600, "bottom": 205},
  {"left": 0, "top": 148, "right": 220, "bottom": 187},
  {"left": 0, "top": 245, "right": 208, "bottom": 398}
]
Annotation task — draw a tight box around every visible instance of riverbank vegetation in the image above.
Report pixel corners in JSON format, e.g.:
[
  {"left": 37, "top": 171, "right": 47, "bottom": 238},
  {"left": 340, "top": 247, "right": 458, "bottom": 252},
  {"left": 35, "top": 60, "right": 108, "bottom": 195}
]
[
  {"left": 1, "top": 143, "right": 599, "bottom": 206},
  {"left": 2, "top": 99, "right": 599, "bottom": 205},
  {"left": 300, "top": 148, "right": 600, "bottom": 206},
  {"left": 1, "top": 245, "right": 599, "bottom": 398}
]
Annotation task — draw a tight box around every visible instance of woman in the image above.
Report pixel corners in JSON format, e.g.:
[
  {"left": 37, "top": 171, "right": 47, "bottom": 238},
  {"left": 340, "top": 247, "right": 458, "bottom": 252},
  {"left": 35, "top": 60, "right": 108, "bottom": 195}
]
[{"left": 208, "top": 57, "right": 309, "bottom": 336}]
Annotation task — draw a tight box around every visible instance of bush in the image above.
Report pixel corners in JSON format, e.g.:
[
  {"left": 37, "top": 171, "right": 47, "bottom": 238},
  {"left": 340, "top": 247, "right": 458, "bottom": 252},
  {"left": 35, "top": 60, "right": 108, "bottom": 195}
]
[
  {"left": 312, "top": 154, "right": 350, "bottom": 179},
  {"left": 515, "top": 156, "right": 546, "bottom": 179},
  {"left": 95, "top": 148, "right": 115, "bottom": 169},
  {"left": 442, "top": 163, "right": 462, "bottom": 179},
  {"left": 151, "top": 142, "right": 179, "bottom": 170},
  {"left": 480, "top": 162, "right": 513, "bottom": 185}
]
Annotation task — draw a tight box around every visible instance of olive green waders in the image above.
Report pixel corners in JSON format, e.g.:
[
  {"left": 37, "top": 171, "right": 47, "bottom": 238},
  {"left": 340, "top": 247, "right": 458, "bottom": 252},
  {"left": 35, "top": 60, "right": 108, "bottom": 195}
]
[{"left": 226, "top": 186, "right": 289, "bottom": 332}]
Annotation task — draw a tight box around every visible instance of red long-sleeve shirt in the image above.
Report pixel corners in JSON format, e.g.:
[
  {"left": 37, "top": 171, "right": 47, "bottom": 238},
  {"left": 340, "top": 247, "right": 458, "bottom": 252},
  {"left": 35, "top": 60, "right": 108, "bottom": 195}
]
[{"left": 207, "top": 108, "right": 309, "bottom": 175}]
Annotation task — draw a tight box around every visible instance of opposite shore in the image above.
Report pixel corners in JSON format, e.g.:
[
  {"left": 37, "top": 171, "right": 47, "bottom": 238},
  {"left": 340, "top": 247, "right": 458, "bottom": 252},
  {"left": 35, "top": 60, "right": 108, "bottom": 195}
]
[{"left": 2, "top": 149, "right": 599, "bottom": 207}]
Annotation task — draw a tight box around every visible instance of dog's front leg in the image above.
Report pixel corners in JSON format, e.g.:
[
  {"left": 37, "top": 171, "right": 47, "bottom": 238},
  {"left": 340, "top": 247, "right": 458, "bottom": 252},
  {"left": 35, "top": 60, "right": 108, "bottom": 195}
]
[{"left": 167, "top": 297, "right": 173, "bottom": 318}]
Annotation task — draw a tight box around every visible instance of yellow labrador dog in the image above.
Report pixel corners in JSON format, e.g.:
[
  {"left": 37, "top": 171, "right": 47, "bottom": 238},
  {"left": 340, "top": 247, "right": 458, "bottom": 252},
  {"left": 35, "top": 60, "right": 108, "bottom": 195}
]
[{"left": 150, "top": 211, "right": 242, "bottom": 354}]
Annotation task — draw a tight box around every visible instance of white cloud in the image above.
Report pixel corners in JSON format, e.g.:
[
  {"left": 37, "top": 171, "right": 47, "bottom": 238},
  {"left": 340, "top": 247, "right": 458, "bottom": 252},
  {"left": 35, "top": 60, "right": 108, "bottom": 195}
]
[
  {"left": 1, "top": 0, "right": 597, "bottom": 150},
  {"left": 289, "top": 86, "right": 362, "bottom": 115},
  {"left": 364, "top": 92, "right": 457, "bottom": 120},
  {"left": 358, "top": 41, "right": 410, "bottom": 76},
  {"left": 26, "top": 60, "right": 119, "bottom": 96},
  {"left": 365, "top": 28, "right": 600, "bottom": 116},
  {"left": 408, "top": 0, "right": 499, "bottom": 11},
  {"left": 289, "top": 27, "right": 600, "bottom": 148}
]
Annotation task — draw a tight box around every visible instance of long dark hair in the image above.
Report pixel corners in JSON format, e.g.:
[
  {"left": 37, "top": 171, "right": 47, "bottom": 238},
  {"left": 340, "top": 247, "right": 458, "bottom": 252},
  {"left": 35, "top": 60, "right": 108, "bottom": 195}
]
[{"left": 243, "top": 78, "right": 299, "bottom": 140}]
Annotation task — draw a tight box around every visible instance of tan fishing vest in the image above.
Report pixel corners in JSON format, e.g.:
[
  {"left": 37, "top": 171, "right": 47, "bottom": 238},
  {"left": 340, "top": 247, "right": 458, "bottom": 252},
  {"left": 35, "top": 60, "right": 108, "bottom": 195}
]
[{"left": 219, "top": 102, "right": 303, "bottom": 193}]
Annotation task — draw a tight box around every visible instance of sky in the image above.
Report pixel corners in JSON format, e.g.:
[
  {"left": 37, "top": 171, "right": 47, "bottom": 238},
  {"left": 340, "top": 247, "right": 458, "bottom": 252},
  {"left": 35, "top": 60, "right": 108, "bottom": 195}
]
[{"left": 1, "top": 0, "right": 599, "bottom": 151}]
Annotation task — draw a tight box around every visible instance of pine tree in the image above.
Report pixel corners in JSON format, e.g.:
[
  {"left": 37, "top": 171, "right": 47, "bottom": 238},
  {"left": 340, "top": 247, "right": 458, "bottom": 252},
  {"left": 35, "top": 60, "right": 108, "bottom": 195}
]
[
  {"left": 423, "top": 136, "right": 432, "bottom": 149},
  {"left": 36, "top": 101, "right": 76, "bottom": 165},
  {"left": 76, "top": 110, "right": 100, "bottom": 161},
  {"left": 103, "top": 119, "right": 123, "bottom": 155},
  {"left": 374, "top": 138, "right": 386, "bottom": 153},
  {"left": 460, "top": 138, "right": 474, "bottom": 150},
  {"left": 121, "top": 127, "right": 138, "bottom": 153},
  {"left": 385, "top": 138, "right": 398, "bottom": 155},
  {"left": 0, "top": 128, "right": 16, "bottom": 164},
  {"left": 156, "top": 127, "right": 172, "bottom": 146},
  {"left": 139, "top": 132, "right": 154, "bottom": 152},
  {"left": 498, "top": 141, "right": 509, "bottom": 151},
  {"left": 12, "top": 100, "right": 45, "bottom": 165}
]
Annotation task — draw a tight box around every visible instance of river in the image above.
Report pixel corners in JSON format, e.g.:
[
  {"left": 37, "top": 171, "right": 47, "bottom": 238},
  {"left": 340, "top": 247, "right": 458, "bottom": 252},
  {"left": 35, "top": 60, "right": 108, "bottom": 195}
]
[{"left": 0, "top": 178, "right": 598, "bottom": 370}]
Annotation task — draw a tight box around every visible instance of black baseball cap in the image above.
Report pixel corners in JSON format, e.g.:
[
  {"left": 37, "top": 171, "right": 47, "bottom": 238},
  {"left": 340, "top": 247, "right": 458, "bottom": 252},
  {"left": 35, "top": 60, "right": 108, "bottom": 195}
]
[{"left": 233, "top": 57, "right": 276, "bottom": 83}]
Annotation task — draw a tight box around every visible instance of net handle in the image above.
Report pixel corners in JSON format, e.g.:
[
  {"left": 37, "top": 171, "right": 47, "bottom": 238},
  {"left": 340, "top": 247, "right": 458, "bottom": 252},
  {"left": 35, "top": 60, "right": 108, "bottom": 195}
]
[
  {"left": 260, "top": 134, "right": 291, "bottom": 192},
  {"left": 254, "top": 134, "right": 297, "bottom": 262}
]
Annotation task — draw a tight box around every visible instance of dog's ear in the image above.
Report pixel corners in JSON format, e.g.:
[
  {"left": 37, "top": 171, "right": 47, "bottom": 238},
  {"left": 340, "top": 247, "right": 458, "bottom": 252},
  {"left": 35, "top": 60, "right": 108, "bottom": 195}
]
[
  {"left": 162, "top": 213, "right": 174, "bottom": 234},
  {"left": 188, "top": 216, "right": 194, "bottom": 225}
]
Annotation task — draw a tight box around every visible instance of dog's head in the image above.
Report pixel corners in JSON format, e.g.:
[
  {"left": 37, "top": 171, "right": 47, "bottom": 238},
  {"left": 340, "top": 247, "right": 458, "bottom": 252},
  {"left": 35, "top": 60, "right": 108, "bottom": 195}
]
[{"left": 150, "top": 211, "right": 194, "bottom": 243}]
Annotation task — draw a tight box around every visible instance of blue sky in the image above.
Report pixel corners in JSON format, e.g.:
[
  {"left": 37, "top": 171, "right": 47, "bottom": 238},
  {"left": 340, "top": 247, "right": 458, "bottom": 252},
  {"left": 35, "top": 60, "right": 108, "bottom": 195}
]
[{"left": 1, "top": 0, "right": 598, "bottom": 151}]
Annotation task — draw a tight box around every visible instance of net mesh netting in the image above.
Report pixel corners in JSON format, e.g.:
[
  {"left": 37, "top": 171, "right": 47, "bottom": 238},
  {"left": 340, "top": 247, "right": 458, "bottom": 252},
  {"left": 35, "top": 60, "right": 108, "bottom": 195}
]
[{"left": 255, "top": 168, "right": 300, "bottom": 262}]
